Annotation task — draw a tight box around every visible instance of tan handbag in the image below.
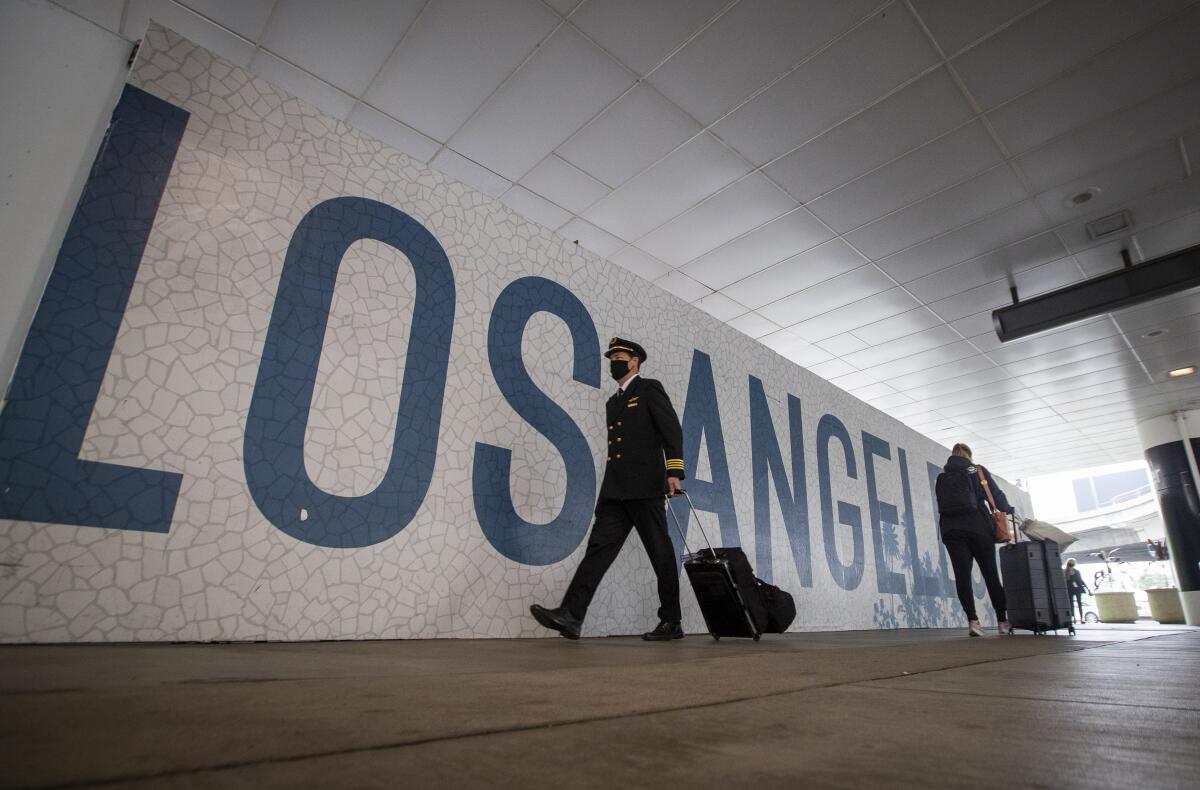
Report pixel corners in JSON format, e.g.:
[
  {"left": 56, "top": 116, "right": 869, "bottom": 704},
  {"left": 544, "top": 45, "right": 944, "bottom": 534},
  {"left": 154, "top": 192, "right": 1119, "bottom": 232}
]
[{"left": 976, "top": 466, "right": 1014, "bottom": 543}]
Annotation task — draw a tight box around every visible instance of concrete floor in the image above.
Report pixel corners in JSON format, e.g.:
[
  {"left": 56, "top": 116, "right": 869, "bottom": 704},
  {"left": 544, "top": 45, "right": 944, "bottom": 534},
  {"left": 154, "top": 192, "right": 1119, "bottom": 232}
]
[{"left": 2, "top": 623, "right": 1197, "bottom": 789}]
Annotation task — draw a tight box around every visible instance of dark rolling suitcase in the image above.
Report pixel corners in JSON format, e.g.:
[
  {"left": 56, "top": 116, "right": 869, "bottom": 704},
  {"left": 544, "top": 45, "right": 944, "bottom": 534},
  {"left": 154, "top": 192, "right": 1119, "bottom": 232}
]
[
  {"left": 668, "top": 491, "right": 769, "bottom": 641},
  {"left": 999, "top": 520, "right": 1075, "bottom": 636}
]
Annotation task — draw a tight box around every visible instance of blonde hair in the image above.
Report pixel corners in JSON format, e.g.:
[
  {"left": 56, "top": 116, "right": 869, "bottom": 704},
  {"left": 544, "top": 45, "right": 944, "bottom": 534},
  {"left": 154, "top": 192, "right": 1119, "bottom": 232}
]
[{"left": 951, "top": 443, "right": 973, "bottom": 460}]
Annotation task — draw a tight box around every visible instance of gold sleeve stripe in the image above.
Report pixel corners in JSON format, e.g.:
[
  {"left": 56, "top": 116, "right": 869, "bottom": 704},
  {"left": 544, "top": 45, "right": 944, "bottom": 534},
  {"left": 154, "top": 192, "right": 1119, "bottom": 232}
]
[{"left": 665, "top": 460, "right": 685, "bottom": 469}]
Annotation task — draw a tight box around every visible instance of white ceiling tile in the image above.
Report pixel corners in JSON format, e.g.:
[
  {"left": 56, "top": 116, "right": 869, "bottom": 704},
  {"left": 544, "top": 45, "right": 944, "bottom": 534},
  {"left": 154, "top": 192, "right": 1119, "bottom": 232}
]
[
  {"left": 55, "top": 0, "right": 124, "bottom": 33},
  {"left": 926, "top": 254, "right": 1084, "bottom": 323},
  {"left": 842, "top": 324, "right": 962, "bottom": 369},
  {"left": 806, "top": 358, "right": 859, "bottom": 380},
  {"left": 987, "top": 319, "right": 1120, "bottom": 366},
  {"left": 637, "top": 174, "right": 797, "bottom": 266},
  {"left": 499, "top": 185, "right": 573, "bottom": 231},
  {"left": 177, "top": 0, "right": 274, "bottom": 39},
  {"left": 1057, "top": 177, "right": 1200, "bottom": 255},
  {"left": 450, "top": 25, "right": 634, "bottom": 180},
  {"left": 248, "top": 50, "right": 356, "bottom": 119},
  {"left": 713, "top": 5, "right": 938, "bottom": 165},
  {"left": 1019, "top": 353, "right": 1144, "bottom": 389},
  {"left": 846, "top": 165, "right": 1028, "bottom": 260},
  {"left": 1002, "top": 336, "right": 1133, "bottom": 377},
  {"left": 782, "top": 343, "right": 835, "bottom": 369},
  {"left": 899, "top": 229, "right": 1066, "bottom": 300},
  {"left": 126, "top": 0, "right": 256, "bottom": 65},
  {"left": 758, "top": 265, "right": 895, "bottom": 328},
  {"left": 692, "top": 292, "right": 748, "bottom": 322},
  {"left": 788, "top": 287, "right": 922, "bottom": 342},
  {"left": 681, "top": 212, "right": 838, "bottom": 292},
  {"left": 647, "top": 0, "right": 880, "bottom": 124},
  {"left": 544, "top": 0, "right": 583, "bottom": 14},
  {"left": 608, "top": 246, "right": 674, "bottom": 282},
  {"left": 1131, "top": 209, "right": 1200, "bottom": 260},
  {"left": 654, "top": 271, "right": 711, "bottom": 303},
  {"left": 1034, "top": 144, "right": 1186, "bottom": 227},
  {"left": 851, "top": 307, "right": 946, "bottom": 346},
  {"left": 430, "top": 148, "right": 513, "bottom": 197},
  {"left": 346, "top": 104, "right": 440, "bottom": 163},
  {"left": 951, "top": 0, "right": 1194, "bottom": 110},
  {"left": 890, "top": 355, "right": 1001, "bottom": 393},
  {"left": 908, "top": 0, "right": 1041, "bottom": 56},
  {"left": 807, "top": 121, "right": 1005, "bottom": 233},
  {"left": 865, "top": 391, "right": 918, "bottom": 411},
  {"left": 582, "top": 133, "right": 749, "bottom": 240},
  {"left": 559, "top": 217, "right": 624, "bottom": 257},
  {"left": 557, "top": 83, "right": 700, "bottom": 188},
  {"left": 815, "top": 333, "right": 869, "bottom": 356},
  {"left": 828, "top": 370, "right": 880, "bottom": 390},
  {"left": 986, "top": 4, "right": 1200, "bottom": 152},
  {"left": 363, "top": 0, "right": 558, "bottom": 141},
  {"left": 867, "top": 340, "right": 979, "bottom": 379},
  {"left": 519, "top": 154, "right": 610, "bottom": 214},
  {"left": 951, "top": 311, "right": 998, "bottom": 341},
  {"left": 1014, "top": 77, "right": 1200, "bottom": 193},
  {"left": 847, "top": 382, "right": 898, "bottom": 401},
  {"left": 765, "top": 67, "right": 974, "bottom": 202},
  {"left": 725, "top": 312, "right": 783, "bottom": 340},
  {"left": 261, "top": 0, "right": 425, "bottom": 94},
  {"left": 570, "top": 0, "right": 728, "bottom": 76}
]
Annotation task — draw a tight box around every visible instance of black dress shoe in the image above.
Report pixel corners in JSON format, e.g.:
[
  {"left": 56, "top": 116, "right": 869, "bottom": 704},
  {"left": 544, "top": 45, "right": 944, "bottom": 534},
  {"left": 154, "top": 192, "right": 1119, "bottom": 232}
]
[
  {"left": 642, "top": 621, "right": 684, "bottom": 641},
  {"left": 530, "top": 605, "right": 581, "bottom": 640}
]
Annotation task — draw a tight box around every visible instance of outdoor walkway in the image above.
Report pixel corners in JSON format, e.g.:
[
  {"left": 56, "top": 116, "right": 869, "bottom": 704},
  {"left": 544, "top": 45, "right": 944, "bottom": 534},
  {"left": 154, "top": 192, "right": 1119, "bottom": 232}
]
[{"left": 2, "top": 623, "right": 1197, "bottom": 788}]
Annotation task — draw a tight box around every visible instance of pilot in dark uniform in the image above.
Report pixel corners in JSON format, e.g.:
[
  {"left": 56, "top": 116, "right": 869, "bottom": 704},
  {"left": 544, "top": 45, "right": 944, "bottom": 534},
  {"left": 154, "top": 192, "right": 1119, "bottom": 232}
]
[{"left": 530, "top": 337, "right": 687, "bottom": 641}]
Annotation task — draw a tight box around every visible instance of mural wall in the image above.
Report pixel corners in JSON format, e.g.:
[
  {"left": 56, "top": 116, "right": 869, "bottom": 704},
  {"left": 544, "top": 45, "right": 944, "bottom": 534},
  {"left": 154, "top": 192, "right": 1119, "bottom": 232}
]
[{"left": 0, "top": 27, "right": 1028, "bottom": 643}]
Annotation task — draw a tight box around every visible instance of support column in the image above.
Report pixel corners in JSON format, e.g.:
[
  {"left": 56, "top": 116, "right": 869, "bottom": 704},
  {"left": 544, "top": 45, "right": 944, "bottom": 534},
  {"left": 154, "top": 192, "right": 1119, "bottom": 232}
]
[{"left": 1138, "top": 410, "right": 1200, "bottom": 625}]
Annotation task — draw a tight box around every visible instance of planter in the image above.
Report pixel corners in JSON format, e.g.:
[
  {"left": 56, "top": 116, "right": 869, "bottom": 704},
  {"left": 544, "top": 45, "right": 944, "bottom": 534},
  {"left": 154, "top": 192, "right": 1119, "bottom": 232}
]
[
  {"left": 1146, "top": 588, "right": 1186, "bottom": 624},
  {"left": 1094, "top": 591, "right": 1138, "bottom": 623}
]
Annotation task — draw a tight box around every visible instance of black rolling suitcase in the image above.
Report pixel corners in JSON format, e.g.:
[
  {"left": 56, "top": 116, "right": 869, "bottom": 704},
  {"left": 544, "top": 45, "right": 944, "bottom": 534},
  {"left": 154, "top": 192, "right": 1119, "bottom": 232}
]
[
  {"left": 667, "top": 491, "right": 769, "bottom": 641},
  {"left": 999, "top": 517, "right": 1075, "bottom": 636}
]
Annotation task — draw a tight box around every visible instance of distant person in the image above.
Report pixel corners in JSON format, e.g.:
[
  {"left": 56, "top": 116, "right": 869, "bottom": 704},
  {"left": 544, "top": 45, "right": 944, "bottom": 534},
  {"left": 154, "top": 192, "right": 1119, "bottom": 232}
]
[
  {"left": 1064, "top": 558, "right": 1090, "bottom": 622},
  {"left": 529, "top": 337, "right": 687, "bottom": 641},
  {"left": 935, "top": 443, "right": 1014, "bottom": 636}
]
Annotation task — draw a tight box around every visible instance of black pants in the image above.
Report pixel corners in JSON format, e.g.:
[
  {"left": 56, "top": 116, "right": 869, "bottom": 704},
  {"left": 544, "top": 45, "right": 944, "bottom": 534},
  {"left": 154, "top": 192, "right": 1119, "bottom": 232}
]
[
  {"left": 943, "top": 530, "right": 1006, "bottom": 622},
  {"left": 1070, "top": 591, "right": 1084, "bottom": 620},
  {"left": 562, "top": 498, "right": 681, "bottom": 624}
]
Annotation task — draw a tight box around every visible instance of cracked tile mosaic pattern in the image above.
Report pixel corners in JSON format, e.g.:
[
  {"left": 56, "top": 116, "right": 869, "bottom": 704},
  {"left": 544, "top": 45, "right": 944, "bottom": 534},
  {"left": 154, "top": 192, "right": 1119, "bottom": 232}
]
[{"left": 0, "top": 26, "right": 1029, "bottom": 643}]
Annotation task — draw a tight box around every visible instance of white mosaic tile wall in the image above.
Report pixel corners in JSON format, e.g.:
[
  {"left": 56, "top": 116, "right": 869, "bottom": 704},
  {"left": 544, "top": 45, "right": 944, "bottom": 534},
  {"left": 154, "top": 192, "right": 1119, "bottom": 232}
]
[{"left": 0, "top": 27, "right": 1029, "bottom": 643}]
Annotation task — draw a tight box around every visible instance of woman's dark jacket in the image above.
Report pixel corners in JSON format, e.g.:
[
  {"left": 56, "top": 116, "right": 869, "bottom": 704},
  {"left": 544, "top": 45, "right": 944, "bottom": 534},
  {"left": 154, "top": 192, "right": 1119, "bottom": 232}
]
[
  {"left": 938, "top": 455, "right": 1013, "bottom": 540},
  {"left": 1065, "top": 568, "right": 1089, "bottom": 596}
]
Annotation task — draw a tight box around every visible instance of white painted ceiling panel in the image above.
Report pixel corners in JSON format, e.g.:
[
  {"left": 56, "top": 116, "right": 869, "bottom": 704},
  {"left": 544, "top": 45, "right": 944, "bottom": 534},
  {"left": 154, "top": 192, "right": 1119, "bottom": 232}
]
[
  {"left": 518, "top": 155, "right": 611, "bottom": 215},
  {"left": 499, "top": 186, "right": 572, "bottom": 231},
  {"left": 363, "top": 0, "right": 559, "bottom": 141},
  {"left": 247, "top": 49, "right": 355, "bottom": 118},
  {"left": 712, "top": 4, "right": 937, "bottom": 165},
  {"left": 765, "top": 68, "right": 973, "bottom": 203},
  {"left": 429, "top": 148, "right": 511, "bottom": 197},
  {"left": 609, "top": 246, "right": 673, "bottom": 282},
  {"left": 558, "top": 217, "right": 624, "bottom": 257},
  {"left": 557, "top": 84, "right": 700, "bottom": 188},
  {"left": 179, "top": 0, "right": 275, "bottom": 39},
  {"left": 636, "top": 174, "right": 797, "bottom": 266},
  {"left": 847, "top": 165, "right": 1027, "bottom": 260},
  {"left": 127, "top": 0, "right": 256, "bottom": 66},
  {"left": 851, "top": 307, "right": 945, "bottom": 346},
  {"left": 1034, "top": 144, "right": 1185, "bottom": 227},
  {"left": 806, "top": 121, "right": 1003, "bottom": 233},
  {"left": 345, "top": 104, "right": 441, "bottom": 163},
  {"left": 866, "top": 340, "right": 979, "bottom": 380},
  {"left": 951, "top": 0, "right": 1193, "bottom": 110},
  {"left": 726, "top": 312, "right": 783, "bottom": 340},
  {"left": 692, "top": 292, "right": 749, "bottom": 322},
  {"left": 787, "top": 286, "right": 922, "bottom": 342},
  {"left": 569, "top": 0, "right": 728, "bottom": 76},
  {"left": 908, "top": 0, "right": 1041, "bottom": 56},
  {"left": 815, "top": 333, "right": 870, "bottom": 356},
  {"left": 757, "top": 265, "right": 896, "bottom": 328},
  {"left": 261, "top": 0, "right": 425, "bottom": 95},
  {"left": 878, "top": 202, "right": 1052, "bottom": 285},
  {"left": 450, "top": 26, "right": 634, "bottom": 180},
  {"left": 645, "top": 0, "right": 881, "bottom": 125},
  {"left": 583, "top": 133, "right": 748, "bottom": 240},
  {"left": 1057, "top": 178, "right": 1200, "bottom": 256},
  {"left": 986, "top": 4, "right": 1200, "bottom": 153},
  {"left": 681, "top": 212, "right": 839, "bottom": 292},
  {"left": 1014, "top": 77, "right": 1200, "bottom": 193},
  {"left": 842, "top": 323, "right": 962, "bottom": 369}
]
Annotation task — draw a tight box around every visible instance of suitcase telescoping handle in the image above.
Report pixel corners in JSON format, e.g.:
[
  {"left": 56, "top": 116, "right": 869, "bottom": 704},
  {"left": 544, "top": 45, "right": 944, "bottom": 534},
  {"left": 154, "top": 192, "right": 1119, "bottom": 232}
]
[{"left": 666, "top": 490, "right": 716, "bottom": 558}]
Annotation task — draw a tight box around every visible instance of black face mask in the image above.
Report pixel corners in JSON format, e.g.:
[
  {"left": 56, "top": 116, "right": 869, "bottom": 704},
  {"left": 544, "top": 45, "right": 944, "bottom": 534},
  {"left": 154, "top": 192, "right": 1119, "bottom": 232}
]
[{"left": 609, "top": 359, "right": 630, "bottom": 381}]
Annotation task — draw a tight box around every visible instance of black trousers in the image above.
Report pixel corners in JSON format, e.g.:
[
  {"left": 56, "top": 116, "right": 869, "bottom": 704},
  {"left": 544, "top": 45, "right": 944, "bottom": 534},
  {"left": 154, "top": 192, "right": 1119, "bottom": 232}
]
[
  {"left": 942, "top": 530, "right": 1007, "bottom": 622},
  {"left": 1070, "top": 591, "right": 1084, "bottom": 620},
  {"left": 562, "top": 497, "right": 681, "bottom": 624}
]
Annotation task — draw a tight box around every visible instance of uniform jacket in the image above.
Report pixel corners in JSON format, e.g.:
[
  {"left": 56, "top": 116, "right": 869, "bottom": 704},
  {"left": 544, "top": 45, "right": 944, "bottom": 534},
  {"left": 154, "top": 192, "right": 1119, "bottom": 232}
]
[
  {"left": 938, "top": 454, "right": 1013, "bottom": 539},
  {"left": 598, "top": 375, "right": 685, "bottom": 501}
]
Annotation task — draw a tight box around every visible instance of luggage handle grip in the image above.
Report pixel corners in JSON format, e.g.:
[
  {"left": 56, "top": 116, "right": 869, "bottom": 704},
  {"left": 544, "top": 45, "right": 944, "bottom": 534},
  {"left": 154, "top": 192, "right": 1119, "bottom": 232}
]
[{"left": 666, "top": 489, "right": 716, "bottom": 557}]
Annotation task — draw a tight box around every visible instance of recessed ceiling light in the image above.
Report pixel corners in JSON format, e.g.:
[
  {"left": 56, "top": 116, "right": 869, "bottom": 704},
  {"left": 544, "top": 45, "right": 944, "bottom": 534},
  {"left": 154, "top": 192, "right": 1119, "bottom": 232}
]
[
  {"left": 1143, "top": 328, "right": 1168, "bottom": 338},
  {"left": 1063, "top": 187, "right": 1100, "bottom": 208},
  {"left": 1168, "top": 366, "right": 1196, "bottom": 378}
]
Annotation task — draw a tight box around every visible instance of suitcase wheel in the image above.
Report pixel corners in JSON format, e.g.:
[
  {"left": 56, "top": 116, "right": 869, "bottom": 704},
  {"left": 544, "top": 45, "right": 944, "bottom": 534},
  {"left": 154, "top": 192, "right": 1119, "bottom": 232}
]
[
  {"left": 712, "top": 635, "right": 720, "bottom": 642},
  {"left": 753, "top": 634, "right": 760, "bottom": 641}
]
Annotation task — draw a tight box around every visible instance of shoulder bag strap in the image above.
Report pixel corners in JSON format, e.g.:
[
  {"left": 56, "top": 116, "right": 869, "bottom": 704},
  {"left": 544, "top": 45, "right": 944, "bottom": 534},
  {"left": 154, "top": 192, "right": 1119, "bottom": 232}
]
[{"left": 975, "top": 465, "right": 999, "bottom": 513}]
